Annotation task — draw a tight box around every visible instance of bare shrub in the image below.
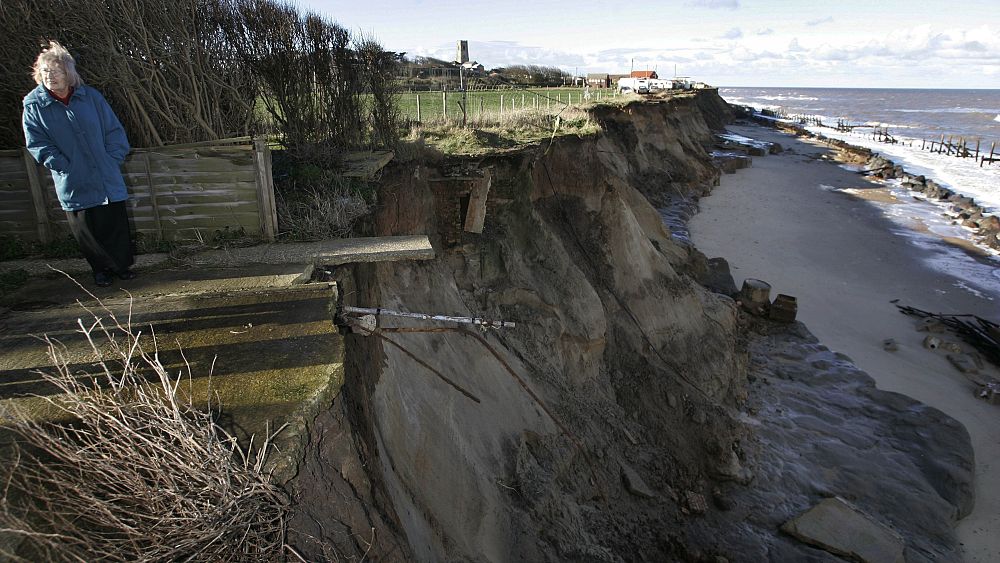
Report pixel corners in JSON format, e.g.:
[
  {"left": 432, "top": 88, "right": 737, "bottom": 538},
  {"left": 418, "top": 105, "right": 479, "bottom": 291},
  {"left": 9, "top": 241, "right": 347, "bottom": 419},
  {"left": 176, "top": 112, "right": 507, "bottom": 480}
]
[
  {"left": 0, "top": 0, "right": 402, "bottom": 152},
  {"left": 220, "top": 0, "right": 401, "bottom": 161},
  {"left": 405, "top": 106, "right": 599, "bottom": 155},
  {"left": 0, "top": 0, "right": 257, "bottom": 147},
  {"left": 0, "top": 297, "right": 288, "bottom": 562}
]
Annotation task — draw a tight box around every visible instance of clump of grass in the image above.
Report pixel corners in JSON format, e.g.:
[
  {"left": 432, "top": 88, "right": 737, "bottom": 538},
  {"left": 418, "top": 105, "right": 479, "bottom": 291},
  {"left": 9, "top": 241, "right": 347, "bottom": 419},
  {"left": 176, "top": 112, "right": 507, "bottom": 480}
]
[
  {"left": 0, "top": 292, "right": 288, "bottom": 562},
  {"left": 276, "top": 172, "right": 373, "bottom": 241},
  {"left": 0, "top": 234, "right": 82, "bottom": 262},
  {"left": 406, "top": 106, "right": 601, "bottom": 156},
  {"left": 0, "top": 268, "right": 28, "bottom": 297}
]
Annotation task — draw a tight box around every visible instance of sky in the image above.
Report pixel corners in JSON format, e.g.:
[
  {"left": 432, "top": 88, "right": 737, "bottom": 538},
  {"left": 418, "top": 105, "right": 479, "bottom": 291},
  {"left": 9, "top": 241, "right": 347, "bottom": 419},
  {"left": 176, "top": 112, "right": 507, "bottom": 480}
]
[{"left": 297, "top": 0, "right": 1000, "bottom": 88}]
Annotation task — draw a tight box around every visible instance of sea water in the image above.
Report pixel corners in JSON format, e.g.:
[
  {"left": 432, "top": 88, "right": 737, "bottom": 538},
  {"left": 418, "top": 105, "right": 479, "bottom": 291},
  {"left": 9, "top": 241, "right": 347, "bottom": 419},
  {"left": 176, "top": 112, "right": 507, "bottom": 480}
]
[{"left": 720, "top": 87, "right": 1000, "bottom": 298}]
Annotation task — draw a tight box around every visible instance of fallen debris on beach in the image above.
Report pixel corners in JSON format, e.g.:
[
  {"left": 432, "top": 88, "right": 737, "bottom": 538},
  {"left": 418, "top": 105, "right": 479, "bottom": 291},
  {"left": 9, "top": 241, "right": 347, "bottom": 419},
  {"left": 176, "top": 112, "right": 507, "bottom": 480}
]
[{"left": 896, "top": 304, "right": 1000, "bottom": 368}]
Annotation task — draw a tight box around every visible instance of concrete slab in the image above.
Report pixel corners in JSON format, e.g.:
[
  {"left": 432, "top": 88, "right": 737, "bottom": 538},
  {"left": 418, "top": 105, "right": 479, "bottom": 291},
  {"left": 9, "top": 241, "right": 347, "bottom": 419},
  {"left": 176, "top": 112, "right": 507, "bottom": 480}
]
[
  {"left": 0, "top": 235, "right": 431, "bottom": 473},
  {"left": 340, "top": 150, "right": 395, "bottom": 179},
  {"left": 312, "top": 235, "right": 435, "bottom": 266},
  {"left": 781, "top": 497, "right": 905, "bottom": 563},
  {"left": 0, "top": 271, "right": 343, "bottom": 480}
]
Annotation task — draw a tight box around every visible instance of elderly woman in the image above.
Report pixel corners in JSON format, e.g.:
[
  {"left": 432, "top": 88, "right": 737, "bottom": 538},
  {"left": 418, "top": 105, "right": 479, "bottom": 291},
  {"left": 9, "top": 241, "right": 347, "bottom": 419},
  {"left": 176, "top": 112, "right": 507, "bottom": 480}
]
[{"left": 22, "top": 41, "right": 135, "bottom": 287}]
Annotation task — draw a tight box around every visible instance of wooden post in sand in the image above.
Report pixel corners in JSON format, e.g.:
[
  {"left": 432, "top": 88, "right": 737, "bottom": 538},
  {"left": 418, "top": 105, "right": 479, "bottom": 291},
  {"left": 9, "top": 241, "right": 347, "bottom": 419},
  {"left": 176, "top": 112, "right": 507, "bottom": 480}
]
[
  {"left": 938, "top": 134, "right": 945, "bottom": 154},
  {"left": 982, "top": 142, "right": 996, "bottom": 167},
  {"left": 975, "top": 139, "right": 980, "bottom": 160}
]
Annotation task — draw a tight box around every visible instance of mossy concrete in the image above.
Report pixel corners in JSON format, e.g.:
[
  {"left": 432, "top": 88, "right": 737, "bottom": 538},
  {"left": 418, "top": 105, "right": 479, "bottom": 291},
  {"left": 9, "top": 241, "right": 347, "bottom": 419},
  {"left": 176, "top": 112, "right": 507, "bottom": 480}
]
[{"left": 0, "top": 262, "right": 344, "bottom": 481}]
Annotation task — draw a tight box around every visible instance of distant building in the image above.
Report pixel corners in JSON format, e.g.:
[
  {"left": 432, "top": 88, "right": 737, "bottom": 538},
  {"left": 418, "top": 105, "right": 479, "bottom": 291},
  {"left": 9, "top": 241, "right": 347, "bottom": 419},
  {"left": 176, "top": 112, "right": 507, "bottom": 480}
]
[
  {"left": 462, "top": 61, "right": 485, "bottom": 73},
  {"left": 631, "top": 70, "right": 658, "bottom": 79},
  {"left": 587, "top": 73, "right": 611, "bottom": 88}
]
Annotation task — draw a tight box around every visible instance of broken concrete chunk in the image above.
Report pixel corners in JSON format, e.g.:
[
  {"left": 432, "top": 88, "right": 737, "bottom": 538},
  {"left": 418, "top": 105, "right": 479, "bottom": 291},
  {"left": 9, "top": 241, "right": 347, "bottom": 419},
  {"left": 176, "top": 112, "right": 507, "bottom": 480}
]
[
  {"left": 781, "top": 497, "right": 904, "bottom": 563},
  {"left": 620, "top": 463, "right": 656, "bottom": 499},
  {"left": 946, "top": 353, "right": 979, "bottom": 374},
  {"left": 313, "top": 235, "right": 435, "bottom": 267},
  {"left": 881, "top": 338, "right": 898, "bottom": 352},
  {"left": 704, "top": 257, "right": 739, "bottom": 296},
  {"left": 769, "top": 294, "right": 797, "bottom": 323},
  {"left": 981, "top": 383, "right": 1000, "bottom": 405},
  {"left": 917, "top": 318, "right": 945, "bottom": 333},
  {"left": 923, "top": 335, "right": 941, "bottom": 350},
  {"left": 740, "top": 279, "right": 771, "bottom": 314},
  {"left": 940, "top": 341, "right": 962, "bottom": 353},
  {"left": 684, "top": 491, "right": 708, "bottom": 514}
]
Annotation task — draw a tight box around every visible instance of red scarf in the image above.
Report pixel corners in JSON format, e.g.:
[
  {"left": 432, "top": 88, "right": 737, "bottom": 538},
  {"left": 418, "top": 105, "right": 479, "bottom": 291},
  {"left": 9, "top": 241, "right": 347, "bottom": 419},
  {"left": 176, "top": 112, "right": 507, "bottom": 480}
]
[{"left": 48, "top": 87, "right": 73, "bottom": 106}]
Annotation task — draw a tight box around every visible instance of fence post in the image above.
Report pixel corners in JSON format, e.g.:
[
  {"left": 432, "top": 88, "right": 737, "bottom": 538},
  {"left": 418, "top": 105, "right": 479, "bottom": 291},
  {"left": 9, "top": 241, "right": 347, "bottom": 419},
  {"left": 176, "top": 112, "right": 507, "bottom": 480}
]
[
  {"left": 253, "top": 139, "right": 277, "bottom": 242},
  {"left": 416, "top": 94, "right": 421, "bottom": 122},
  {"left": 521, "top": 93, "right": 525, "bottom": 109},
  {"left": 142, "top": 152, "right": 163, "bottom": 242},
  {"left": 443, "top": 91, "right": 447, "bottom": 120},
  {"left": 500, "top": 94, "right": 504, "bottom": 116},
  {"left": 21, "top": 148, "right": 51, "bottom": 244}
]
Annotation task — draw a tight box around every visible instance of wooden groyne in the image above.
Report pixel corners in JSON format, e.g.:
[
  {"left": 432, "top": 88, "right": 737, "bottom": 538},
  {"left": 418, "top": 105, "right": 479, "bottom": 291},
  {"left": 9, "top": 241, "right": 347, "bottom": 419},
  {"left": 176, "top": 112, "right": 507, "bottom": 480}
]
[
  {"left": 750, "top": 106, "right": 998, "bottom": 167},
  {"left": 834, "top": 123, "right": 997, "bottom": 167}
]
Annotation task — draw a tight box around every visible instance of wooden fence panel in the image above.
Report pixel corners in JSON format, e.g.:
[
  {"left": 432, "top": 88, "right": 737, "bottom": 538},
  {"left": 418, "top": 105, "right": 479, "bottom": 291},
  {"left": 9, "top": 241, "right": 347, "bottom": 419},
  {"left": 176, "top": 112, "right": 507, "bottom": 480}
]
[{"left": 0, "top": 139, "right": 277, "bottom": 245}]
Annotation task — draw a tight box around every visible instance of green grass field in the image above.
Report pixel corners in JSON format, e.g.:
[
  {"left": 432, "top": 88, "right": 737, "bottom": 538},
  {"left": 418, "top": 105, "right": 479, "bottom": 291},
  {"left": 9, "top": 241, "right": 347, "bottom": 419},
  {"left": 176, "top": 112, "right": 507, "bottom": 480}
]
[{"left": 396, "top": 87, "right": 622, "bottom": 122}]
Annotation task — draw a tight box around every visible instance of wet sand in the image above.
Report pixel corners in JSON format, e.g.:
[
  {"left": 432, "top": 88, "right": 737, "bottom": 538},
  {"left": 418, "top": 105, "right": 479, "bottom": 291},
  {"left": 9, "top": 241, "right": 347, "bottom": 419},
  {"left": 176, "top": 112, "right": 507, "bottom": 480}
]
[{"left": 689, "top": 124, "right": 1000, "bottom": 563}]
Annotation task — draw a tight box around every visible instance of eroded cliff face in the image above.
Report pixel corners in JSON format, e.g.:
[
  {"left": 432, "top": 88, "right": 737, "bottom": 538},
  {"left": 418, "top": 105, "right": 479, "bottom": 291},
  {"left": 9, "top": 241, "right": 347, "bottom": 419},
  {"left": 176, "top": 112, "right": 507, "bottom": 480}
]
[
  {"left": 287, "top": 90, "right": 974, "bottom": 563},
  {"left": 289, "top": 91, "right": 750, "bottom": 561}
]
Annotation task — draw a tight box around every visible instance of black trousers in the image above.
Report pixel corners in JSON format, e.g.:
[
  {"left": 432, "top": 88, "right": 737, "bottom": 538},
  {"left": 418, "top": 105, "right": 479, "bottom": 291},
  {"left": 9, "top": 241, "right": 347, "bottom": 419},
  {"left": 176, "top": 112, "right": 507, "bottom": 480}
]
[{"left": 65, "top": 201, "right": 134, "bottom": 275}]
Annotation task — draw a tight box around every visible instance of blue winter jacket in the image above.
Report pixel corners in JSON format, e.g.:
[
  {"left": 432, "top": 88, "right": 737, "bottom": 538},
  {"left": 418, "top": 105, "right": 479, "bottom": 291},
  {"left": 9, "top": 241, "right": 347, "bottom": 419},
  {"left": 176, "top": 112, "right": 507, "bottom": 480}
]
[{"left": 22, "top": 84, "right": 131, "bottom": 211}]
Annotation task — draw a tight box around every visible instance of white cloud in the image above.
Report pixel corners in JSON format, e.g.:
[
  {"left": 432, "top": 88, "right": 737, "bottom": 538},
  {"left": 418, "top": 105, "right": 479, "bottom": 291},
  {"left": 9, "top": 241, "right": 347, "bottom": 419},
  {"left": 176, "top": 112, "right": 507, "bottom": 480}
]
[
  {"left": 406, "top": 24, "right": 1000, "bottom": 88},
  {"left": 686, "top": 0, "right": 740, "bottom": 9},
  {"left": 756, "top": 28, "right": 774, "bottom": 36},
  {"left": 806, "top": 16, "right": 834, "bottom": 26},
  {"left": 721, "top": 27, "right": 743, "bottom": 39},
  {"left": 413, "top": 40, "right": 587, "bottom": 68}
]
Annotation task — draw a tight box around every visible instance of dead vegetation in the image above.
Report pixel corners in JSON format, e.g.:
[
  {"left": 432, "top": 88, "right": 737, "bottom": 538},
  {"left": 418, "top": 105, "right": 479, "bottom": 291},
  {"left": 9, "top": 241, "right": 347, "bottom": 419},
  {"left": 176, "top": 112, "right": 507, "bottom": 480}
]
[
  {"left": 0, "top": 295, "right": 288, "bottom": 562},
  {"left": 402, "top": 106, "right": 601, "bottom": 156}
]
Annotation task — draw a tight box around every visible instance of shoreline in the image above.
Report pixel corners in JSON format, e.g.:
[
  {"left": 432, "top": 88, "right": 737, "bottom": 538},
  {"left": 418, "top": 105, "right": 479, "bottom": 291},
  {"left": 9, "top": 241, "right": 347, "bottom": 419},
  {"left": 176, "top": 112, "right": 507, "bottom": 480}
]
[
  {"left": 690, "top": 122, "right": 1000, "bottom": 562},
  {"left": 748, "top": 111, "right": 1000, "bottom": 260}
]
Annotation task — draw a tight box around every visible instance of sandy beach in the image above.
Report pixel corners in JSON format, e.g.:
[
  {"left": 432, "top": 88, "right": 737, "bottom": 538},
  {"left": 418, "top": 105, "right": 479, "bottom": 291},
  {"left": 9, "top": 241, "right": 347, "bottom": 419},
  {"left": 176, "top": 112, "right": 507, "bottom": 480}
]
[{"left": 689, "top": 124, "right": 1000, "bottom": 563}]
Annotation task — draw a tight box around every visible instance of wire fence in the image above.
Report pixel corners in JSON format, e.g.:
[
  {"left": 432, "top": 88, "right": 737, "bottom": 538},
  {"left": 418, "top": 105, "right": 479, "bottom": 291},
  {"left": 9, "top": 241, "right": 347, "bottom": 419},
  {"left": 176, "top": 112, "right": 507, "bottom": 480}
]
[{"left": 397, "top": 87, "right": 621, "bottom": 123}]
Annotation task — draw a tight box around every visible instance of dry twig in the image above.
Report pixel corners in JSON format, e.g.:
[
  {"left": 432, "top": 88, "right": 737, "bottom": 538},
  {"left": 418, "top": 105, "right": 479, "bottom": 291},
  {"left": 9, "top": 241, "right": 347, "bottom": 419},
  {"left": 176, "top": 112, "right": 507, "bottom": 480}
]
[{"left": 0, "top": 291, "right": 288, "bottom": 562}]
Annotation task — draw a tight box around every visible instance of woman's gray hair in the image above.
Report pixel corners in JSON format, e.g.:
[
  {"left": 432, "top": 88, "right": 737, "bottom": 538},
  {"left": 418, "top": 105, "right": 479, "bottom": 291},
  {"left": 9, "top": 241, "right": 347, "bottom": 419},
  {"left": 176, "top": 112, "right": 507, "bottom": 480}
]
[{"left": 32, "top": 40, "right": 83, "bottom": 87}]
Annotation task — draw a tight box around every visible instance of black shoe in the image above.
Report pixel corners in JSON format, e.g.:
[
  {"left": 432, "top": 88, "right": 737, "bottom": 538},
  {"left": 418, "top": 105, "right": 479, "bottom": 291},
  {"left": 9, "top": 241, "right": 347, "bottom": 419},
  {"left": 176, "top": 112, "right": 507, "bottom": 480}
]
[
  {"left": 94, "top": 270, "right": 113, "bottom": 287},
  {"left": 116, "top": 269, "right": 137, "bottom": 281}
]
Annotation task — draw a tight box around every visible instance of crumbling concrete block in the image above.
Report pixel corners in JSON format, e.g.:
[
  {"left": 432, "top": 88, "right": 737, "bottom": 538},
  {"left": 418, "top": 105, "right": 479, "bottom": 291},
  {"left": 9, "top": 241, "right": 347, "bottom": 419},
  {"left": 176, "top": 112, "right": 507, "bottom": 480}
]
[
  {"left": 947, "top": 354, "right": 979, "bottom": 375},
  {"left": 620, "top": 463, "right": 656, "bottom": 499},
  {"left": 781, "top": 497, "right": 904, "bottom": 563}
]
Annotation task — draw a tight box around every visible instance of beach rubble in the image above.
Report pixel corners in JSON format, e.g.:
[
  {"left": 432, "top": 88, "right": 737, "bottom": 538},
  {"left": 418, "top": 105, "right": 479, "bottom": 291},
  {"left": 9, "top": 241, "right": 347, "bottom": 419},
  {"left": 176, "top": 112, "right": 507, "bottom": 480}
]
[
  {"left": 781, "top": 497, "right": 905, "bottom": 563},
  {"left": 897, "top": 305, "right": 1000, "bottom": 368}
]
